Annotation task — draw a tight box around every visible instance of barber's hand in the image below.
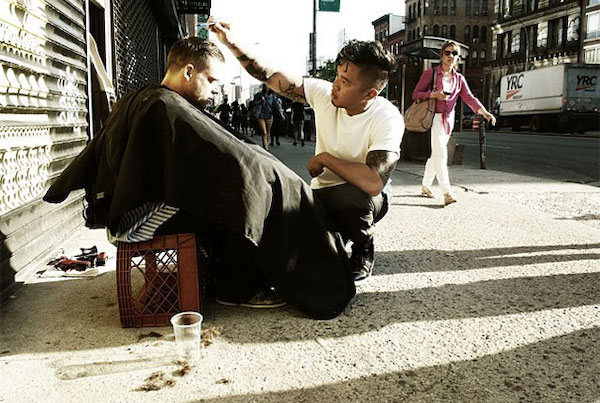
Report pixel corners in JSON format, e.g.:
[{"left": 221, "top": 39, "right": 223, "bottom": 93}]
[
  {"left": 307, "top": 153, "right": 328, "bottom": 177},
  {"left": 207, "top": 17, "right": 232, "bottom": 44}
]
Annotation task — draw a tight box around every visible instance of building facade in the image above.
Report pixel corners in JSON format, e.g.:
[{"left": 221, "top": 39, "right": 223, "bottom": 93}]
[
  {"left": 372, "top": 14, "right": 406, "bottom": 106},
  {"left": 0, "top": 0, "right": 206, "bottom": 295},
  {"left": 582, "top": 0, "right": 600, "bottom": 62},
  {"left": 487, "top": 0, "right": 586, "bottom": 105}
]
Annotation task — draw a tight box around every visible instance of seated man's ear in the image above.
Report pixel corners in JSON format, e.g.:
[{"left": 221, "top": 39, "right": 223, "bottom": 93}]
[{"left": 184, "top": 64, "right": 195, "bottom": 81}]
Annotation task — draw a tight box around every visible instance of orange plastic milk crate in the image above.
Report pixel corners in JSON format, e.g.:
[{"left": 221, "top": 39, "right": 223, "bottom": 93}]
[{"left": 116, "top": 233, "right": 202, "bottom": 328}]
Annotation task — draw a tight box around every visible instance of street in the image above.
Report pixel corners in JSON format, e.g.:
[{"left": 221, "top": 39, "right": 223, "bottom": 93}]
[{"left": 457, "top": 131, "right": 600, "bottom": 184}]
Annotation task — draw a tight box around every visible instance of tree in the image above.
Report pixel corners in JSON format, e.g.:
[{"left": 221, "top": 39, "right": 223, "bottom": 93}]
[{"left": 316, "top": 59, "right": 337, "bottom": 82}]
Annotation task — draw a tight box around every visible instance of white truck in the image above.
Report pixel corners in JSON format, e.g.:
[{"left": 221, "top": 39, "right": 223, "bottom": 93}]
[{"left": 495, "top": 64, "right": 600, "bottom": 133}]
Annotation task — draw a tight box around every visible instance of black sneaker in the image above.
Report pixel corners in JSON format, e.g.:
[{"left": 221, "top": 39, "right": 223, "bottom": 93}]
[
  {"left": 350, "top": 239, "right": 374, "bottom": 283},
  {"left": 215, "top": 288, "right": 287, "bottom": 309}
]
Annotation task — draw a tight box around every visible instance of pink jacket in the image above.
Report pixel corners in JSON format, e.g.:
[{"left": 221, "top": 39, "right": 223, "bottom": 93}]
[{"left": 412, "top": 66, "right": 483, "bottom": 135}]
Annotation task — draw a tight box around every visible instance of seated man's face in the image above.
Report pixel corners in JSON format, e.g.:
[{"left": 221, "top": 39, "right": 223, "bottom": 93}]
[{"left": 186, "top": 57, "right": 225, "bottom": 109}]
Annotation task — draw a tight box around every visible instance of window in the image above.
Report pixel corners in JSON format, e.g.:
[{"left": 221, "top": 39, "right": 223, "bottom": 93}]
[
  {"left": 590, "top": 0, "right": 600, "bottom": 5},
  {"left": 464, "top": 25, "right": 470, "bottom": 42},
  {"left": 442, "top": 0, "right": 448, "bottom": 14},
  {"left": 434, "top": 0, "right": 441, "bottom": 13},
  {"left": 450, "top": 25, "right": 456, "bottom": 39},
  {"left": 450, "top": 0, "right": 456, "bottom": 15},
  {"left": 481, "top": 26, "right": 487, "bottom": 42},
  {"left": 584, "top": 45, "right": 600, "bottom": 63},
  {"left": 525, "top": 0, "right": 537, "bottom": 12},
  {"left": 480, "top": 49, "right": 486, "bottom": 60},
  {"left": 482, "top": 0, "right": 488, "bottom": 15},
  {"left": 520, "top": 27, "right": 529, "bottom": 52},
  {"left": 471, "top": 50, "right": 478, "bottom": 66},
  {"left": 442, "top": 25, "right": 448, "bottom": 37},
  {"left": 567, "top": 16, "right": 580, "bottom": 41},
  {"left": 511, "top": 31, "right": 521, "bottom": 53},
  {"left": 418, "top": 0, "right": 422, "bottom": 16},
  {"left": 473, "top": 26, "right": 479, "bottom": 41},
  {"left": 537, "top": 22, "right": 548, "bottom": 48},
  {"left": 417, "top": 27, "right": 421, "bottom": 38},
  {"left": 465, "top": 0, "right": 471, "bottom": 15},
  {"left": 498, "top": 33, "right": 506, "bottom": 58},
  {"left": 424, "top": 24, "right": 429, "bottom": 35},
  {"left": 433, "top": 24, "right": 440, "bottom": 36},
  {"left": 473, "top": 0, "right": 480, "bottom": 15},
  {"left": 587, "top": 12, "right": 600, "bottom": 39},
  {"left": 550, "top": 17, "right": 565, "bottom": 47},
  {"left": 503, "top": 32, "right": 512, "bottom": 57},
  {"left": 408, "top": 31, "right": 412, "bottom": 41}
]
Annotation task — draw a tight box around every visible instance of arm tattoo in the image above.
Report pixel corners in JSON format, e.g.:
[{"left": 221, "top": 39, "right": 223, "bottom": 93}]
[
  {"left": 366, "top": 150, "right": 399, "bottom": 186},
  {"left": 277, "top": 80, "right": 306, "bottom": 103},
  {"left": 236, "top": 54, "right": 274, "bottom": 82}
]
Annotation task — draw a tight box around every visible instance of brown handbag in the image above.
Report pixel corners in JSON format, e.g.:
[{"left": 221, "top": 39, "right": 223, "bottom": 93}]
[{"left": 404, "top": 69, "right": 437, "bottom": 132}]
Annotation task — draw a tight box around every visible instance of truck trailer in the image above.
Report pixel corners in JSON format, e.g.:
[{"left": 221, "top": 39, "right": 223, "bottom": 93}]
[{"left": 495, "top": 64, "right": 600, "bottom": 133}]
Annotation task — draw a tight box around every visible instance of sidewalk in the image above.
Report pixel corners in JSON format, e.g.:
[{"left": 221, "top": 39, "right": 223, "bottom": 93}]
[{"left": 1, "top": 136, "right": 599, "bottom": 402}]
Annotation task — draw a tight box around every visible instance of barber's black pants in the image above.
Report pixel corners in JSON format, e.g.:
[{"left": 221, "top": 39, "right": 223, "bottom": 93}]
[
  {"left": 155, "top": 211, "right": 265, "bottom": 303},
  {"left": 313, "top": 183, "right": 388, "bottom": 247}
]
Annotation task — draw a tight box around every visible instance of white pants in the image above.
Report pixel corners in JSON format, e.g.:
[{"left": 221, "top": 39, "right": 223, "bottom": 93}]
[{"left": 422, "top": 113, "right": 454, "bottom": 195}]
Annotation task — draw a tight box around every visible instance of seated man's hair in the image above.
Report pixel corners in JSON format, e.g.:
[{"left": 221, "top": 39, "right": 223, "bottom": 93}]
[
  {"left": 336, "top": 40, "right": 397, "bottom": 92},
  {"left": 167, "top": 37, "right": 225, "bottom": 71}
]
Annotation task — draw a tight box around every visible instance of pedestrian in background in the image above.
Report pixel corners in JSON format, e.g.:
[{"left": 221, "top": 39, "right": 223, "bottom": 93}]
[
  {"left": 270, "top": 96, "right": 284, "bottom": 147},
  {"left": 255, "top": 85, "right": 283, "bottom": 150},
  {"left": 216, "top": 97, "right": 231, "bottom": 125},
  {"left": 248, "top": 95, "right": 260, "bottom": 136},
  {"left": 412, "top": 41, "right": 496, "bottom": 205},
  {"left": 291, "top": 101, "right": 305, "bottom": 146},
  {"left": 231, "top": 100, "right": 242, "bottom": 132},
  {"left": 240, "top": 103, "right": 249, "bottom": 136}
]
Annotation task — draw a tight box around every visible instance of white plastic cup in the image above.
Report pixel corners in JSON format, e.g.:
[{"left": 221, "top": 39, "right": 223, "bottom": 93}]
[{"left": 170, "top": 311, "right": 203, "bottom": 363}]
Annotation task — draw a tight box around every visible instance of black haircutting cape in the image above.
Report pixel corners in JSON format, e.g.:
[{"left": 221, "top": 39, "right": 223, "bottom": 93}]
[{"left": 44, "top": 85, "right": 355, "bottom": 319}]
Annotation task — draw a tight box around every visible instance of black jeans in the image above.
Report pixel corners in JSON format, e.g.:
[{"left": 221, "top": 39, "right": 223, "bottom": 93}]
[
  {"left": 313, "top": 183, "right": 389, "bottom": 247},
  {"left": 155, "top": 211, "right": 265, "bottom": 303}
]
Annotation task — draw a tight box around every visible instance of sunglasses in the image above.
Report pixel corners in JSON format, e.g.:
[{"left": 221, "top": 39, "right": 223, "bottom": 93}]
[{"left": 444, "top": 50, "right": 459, "bottom": 56}]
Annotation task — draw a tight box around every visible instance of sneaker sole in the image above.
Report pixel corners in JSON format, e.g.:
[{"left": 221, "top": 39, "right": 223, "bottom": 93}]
[
  {"left": 215, "top": 298, "right": 287, "bottom": 309},
  {"left": 353, "top": 273, "right": 371, "bottom": 284}
]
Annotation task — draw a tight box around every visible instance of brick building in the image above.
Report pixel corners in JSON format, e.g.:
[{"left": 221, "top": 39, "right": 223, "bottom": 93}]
[{"left": 372, "top": 14, "right": 406, "bottom": 106}]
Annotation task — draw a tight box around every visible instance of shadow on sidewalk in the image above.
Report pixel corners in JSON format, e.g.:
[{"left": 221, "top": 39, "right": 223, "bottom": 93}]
[
  {"left": 1, "top": 244, "right": 598, "bottom": 354},
  {"left": 199, "top": 327, "right": 600, "bottom": 402}
]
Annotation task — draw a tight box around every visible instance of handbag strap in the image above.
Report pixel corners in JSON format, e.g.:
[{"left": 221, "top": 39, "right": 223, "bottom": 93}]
[{"left": 428, "top": 67, "right": 437, "bottom": 110}]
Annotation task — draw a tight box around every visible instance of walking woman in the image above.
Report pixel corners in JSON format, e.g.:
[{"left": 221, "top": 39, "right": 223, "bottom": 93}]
[
  {"left": 412, "top": 41, "right": 496, "bottom": 205},
  {"left": 255, "top": 85, "right": 283, "bottom": 150}
]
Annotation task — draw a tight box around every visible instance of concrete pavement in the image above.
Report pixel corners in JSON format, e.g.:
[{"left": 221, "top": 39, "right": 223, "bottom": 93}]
[{"left": 1, "top": 134, "right": 599, "bottom": 402}]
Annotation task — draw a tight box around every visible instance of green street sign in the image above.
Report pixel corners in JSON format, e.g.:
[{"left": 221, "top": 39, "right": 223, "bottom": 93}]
[{"left": 319, "top": 0, "right": 340, "bottom": 12}]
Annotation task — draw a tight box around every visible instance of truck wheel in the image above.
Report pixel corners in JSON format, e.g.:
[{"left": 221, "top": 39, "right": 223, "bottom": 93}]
[{"left": 530, "top": 116, "right": 542, "bottom": 132}]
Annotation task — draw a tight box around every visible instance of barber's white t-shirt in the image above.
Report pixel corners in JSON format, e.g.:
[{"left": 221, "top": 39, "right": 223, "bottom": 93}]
[{"left": 304, "top": 78, "right": 404, "bottom": 191}]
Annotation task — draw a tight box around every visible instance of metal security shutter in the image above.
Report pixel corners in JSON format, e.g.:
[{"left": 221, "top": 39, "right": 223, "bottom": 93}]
[
  {"left": 112, "top": 0, "right": 160, "bottom": 98},
  {"left": 0, "top": 0, "right": 89, "bottom": 291}
]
